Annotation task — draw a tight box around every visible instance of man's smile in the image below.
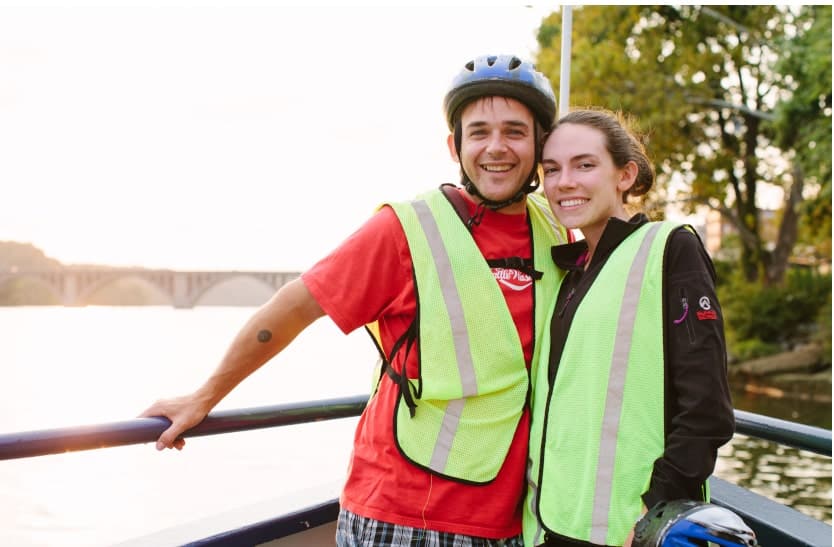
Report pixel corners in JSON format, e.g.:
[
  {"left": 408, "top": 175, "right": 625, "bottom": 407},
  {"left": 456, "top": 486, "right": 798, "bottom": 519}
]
[{"left": 481, "top": 163, "right": 514, "bottom": 173}]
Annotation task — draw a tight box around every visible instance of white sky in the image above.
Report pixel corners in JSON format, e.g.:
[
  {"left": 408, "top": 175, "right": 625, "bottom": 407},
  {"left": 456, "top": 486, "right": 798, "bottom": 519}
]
[{"left": 0, "top": 1, "right": 560, "bottom": 271}]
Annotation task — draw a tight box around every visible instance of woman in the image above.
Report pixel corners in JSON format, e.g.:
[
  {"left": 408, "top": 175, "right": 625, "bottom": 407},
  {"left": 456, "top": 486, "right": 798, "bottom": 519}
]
[{"left": 523, "top": 109, "right": 735, "bottom": 547}]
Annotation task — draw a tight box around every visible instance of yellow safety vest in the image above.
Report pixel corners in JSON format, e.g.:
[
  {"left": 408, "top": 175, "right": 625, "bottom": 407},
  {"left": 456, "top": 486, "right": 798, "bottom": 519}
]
[
  {"left": 525, "top": 222, "right": 682, "bottom": 545},
  {"left": 372, "top": 188, "right": 566, "bottom": 484}
]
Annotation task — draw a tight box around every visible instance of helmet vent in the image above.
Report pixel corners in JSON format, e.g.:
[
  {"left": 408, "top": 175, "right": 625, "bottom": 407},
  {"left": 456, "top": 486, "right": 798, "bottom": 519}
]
[
  {"left": 508, "top": 56, "right": 522, "bottom": 70},
  {"left": 487, "top": 55, "right": 497, "bottom": 66}
]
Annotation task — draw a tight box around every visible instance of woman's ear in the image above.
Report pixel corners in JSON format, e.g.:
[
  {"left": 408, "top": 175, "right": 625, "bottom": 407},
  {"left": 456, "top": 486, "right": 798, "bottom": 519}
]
[
  {"left": 447, "top": 133, "right": 460, "bottom": 163},
  {"left": 617, "top": 161, "right": 638, "bottom": 193}
]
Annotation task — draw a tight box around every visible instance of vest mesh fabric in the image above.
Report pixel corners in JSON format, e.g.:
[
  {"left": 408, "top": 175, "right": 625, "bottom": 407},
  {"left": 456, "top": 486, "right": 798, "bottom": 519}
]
[
  {"left": 386, "top": 189, "right": 564, "bottom": 484},
  {"left": 526, "top": 222, "right": 679, "bottom": 545}
]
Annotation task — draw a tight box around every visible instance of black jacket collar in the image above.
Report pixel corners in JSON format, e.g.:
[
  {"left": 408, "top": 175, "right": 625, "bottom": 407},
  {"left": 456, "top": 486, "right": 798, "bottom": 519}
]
[{"left": 551, "top": 213, "right": 650, "bottom": 271}]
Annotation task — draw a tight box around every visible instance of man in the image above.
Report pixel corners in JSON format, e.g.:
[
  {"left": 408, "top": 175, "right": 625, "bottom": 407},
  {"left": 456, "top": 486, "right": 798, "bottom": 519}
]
[{"left": 142, "top": 54, "right": 569, "bottom": 546}]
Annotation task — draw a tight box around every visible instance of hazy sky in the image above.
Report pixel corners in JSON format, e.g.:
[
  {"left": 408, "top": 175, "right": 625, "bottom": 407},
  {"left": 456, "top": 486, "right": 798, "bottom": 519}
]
[{"left": 0, "top": 1, "right": 559, "bottom": 271}]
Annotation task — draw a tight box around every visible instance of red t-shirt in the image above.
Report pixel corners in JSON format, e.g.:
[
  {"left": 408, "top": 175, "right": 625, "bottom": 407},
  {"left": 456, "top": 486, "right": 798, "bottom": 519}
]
[{"left": 302, "top": 189, "right": 537, "bottom": 539}]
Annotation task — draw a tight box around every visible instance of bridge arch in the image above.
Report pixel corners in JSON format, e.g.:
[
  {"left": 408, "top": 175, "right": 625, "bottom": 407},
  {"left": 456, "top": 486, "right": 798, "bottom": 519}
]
[
  {"left": 75, "top": 273, "right": 173, "bottom": 306},
  {"left": 189, "top": 274, "right": 278, "bottom": 307},
  {"left": 2, "top": 270, "right": 301, "bottom": 308}
]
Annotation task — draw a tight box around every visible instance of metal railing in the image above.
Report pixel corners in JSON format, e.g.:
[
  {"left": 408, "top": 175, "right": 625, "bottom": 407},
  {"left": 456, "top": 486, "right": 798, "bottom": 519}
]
[
  {"left": 0, "top": 395, "right": 368, "bottom": 461},
  {"left": 734, "top": 409, "right": 831, "bottom": 456},
  {"left": 1, "top": 396, "right": 831, "bottom": 546},
  {"left": 0, "top": 395, "right": 829, "bottom": 461}
]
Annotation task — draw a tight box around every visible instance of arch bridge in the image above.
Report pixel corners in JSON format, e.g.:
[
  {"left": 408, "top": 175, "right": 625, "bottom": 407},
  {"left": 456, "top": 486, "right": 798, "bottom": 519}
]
[{"left": 1, "top": 269, "right": 300, "bottom": 308}]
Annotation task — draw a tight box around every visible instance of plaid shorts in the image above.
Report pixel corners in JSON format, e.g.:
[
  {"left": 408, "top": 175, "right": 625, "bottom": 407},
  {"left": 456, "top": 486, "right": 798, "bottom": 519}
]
[{"left": 335, "top": 508, "right": 524, "bottom": 547}]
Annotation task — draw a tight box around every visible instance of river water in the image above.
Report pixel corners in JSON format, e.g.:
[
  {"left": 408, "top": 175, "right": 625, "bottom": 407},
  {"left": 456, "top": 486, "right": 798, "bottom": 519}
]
[{"left": 0, "top": 307, "right": 830, "bottom": 546}]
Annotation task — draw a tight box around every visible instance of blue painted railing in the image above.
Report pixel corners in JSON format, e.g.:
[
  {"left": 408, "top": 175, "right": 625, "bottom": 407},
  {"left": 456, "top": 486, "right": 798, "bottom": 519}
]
[
  {"left": 0, "top": 395, "right": 829, "bottom": 460},
  {"left": 1, "top": 396, "right": 831, "bottom": 546},
  {"left": 733, "top": 409, "right": 831, "bottom": 456},
  {"left": 0, "top": 395, "right": 369, "bottom": 461}
]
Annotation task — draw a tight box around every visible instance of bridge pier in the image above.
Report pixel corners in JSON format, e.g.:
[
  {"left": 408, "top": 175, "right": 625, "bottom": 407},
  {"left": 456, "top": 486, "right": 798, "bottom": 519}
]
[
  {"left": 61, "top": 272, "right": 82, "bottom": 307},
  {"left": 172, "top": 273, "right": 192, "bottom": 309}
]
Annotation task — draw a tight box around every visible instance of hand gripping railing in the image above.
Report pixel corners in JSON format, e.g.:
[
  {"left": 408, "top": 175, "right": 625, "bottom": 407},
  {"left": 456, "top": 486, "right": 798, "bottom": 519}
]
[
  {"left": 0, "top": 397, "right": 829, "bottom": 461},
  {"left": 0, "top": 395, "right": 368, "bottom": 461}
]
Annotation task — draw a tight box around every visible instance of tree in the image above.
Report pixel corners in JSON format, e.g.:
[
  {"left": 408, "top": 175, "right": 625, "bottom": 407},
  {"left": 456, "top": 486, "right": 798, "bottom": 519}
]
[
  {"left": 771, "top": 5, "right": 832, "bottom": 275},
  {"left": 536, "top": 6, "right": 832, "bottom": 284},
  {"left": 0, "top": 241, "right": 62, "bottom": 271}
]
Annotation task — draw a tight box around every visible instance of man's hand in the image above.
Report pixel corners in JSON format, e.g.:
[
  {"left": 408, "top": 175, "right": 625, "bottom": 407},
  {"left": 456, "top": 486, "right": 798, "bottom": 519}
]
[
  {"left": 138, "top": 278, "right": 325, "bottom": 452},
  {"left": 140, "top": 393, "right": 211, "bottom": 451}
]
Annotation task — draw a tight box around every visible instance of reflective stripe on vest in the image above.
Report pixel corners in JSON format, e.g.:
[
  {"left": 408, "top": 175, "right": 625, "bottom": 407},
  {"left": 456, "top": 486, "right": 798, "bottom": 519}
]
[
  {"left": 412, "top": 199, "right": 478, "bottom": 397},
  {"left": 411, "top": 199, "right": 477, "bottom": 471},
  {"left": 590, "top": 222, "right": 663, "bottom": 544},
  {"left": 526, "top": 221, "right": 679, "bottom": 546},
  {"left": 383, "top": 188, "right": 565, "bottom": 483}
]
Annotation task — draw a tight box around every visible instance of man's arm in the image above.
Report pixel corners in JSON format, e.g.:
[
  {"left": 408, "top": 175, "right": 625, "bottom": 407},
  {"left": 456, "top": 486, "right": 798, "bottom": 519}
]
[{"left": 140, "top": 277, "right": 325, "bottom": 450}]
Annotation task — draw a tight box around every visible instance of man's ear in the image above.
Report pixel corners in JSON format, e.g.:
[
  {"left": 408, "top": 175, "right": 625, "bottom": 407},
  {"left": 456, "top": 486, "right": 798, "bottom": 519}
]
[{"left": 447, "top": 133, "right": 460, "bottom": 163}]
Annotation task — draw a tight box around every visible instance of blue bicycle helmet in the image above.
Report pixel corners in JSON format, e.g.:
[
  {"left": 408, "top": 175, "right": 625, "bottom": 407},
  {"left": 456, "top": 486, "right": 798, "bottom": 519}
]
[
  {"left": 443, "top": 54, "right": 556, "bottom": 130},
  {"left": 633, "top": 500, "right": 758, "bottom": 547},
  {"left": 442, "top": 54, "right": 557, "bottom": 213}
]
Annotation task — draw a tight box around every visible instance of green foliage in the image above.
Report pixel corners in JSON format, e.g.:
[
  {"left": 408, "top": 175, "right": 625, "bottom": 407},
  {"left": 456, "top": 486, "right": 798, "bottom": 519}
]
[
  {"left": 729, "top": 337, "right": 782, "bottom": 363},
  {"left": 813, "top": 291, "right": 832, "bottom": 367},
  {"left": 770, "top": 5, "right": 833, "bottom": 264},
  {"left": 719, "top": 267, "right": 832, "bottom": 358},
  {"left": 711, "top": 259, "right": 736, "bottom": 290},
  {"left": 0, "top": 241, "right": 62, "bottom": 270},
  {"left": 0, "top": 241, "right": 63, "bottom": 305},
  {"left": 771, "top": 6, "right": 832, "bottom": 182},
  {"left": 536, "top": 6, "right": 832, "bottom": 283}
]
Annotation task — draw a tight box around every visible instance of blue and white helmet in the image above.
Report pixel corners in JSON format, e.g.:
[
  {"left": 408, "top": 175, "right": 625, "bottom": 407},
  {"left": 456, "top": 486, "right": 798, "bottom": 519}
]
[
  {"left": 633, "top": 500, "right": 758, "bottom": 547},
  {"left": 442, "top": 54, "right": 556, "bottom": 131}
]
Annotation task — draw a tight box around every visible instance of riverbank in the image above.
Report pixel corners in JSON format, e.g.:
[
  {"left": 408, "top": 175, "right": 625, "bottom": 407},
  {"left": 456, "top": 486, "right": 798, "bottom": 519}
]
[
  {"left": 729, "top": 345, "right": 832, "bottom": 429},
  {"left": 729, "top": 343, "right": 832, "bottom": 408}
]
